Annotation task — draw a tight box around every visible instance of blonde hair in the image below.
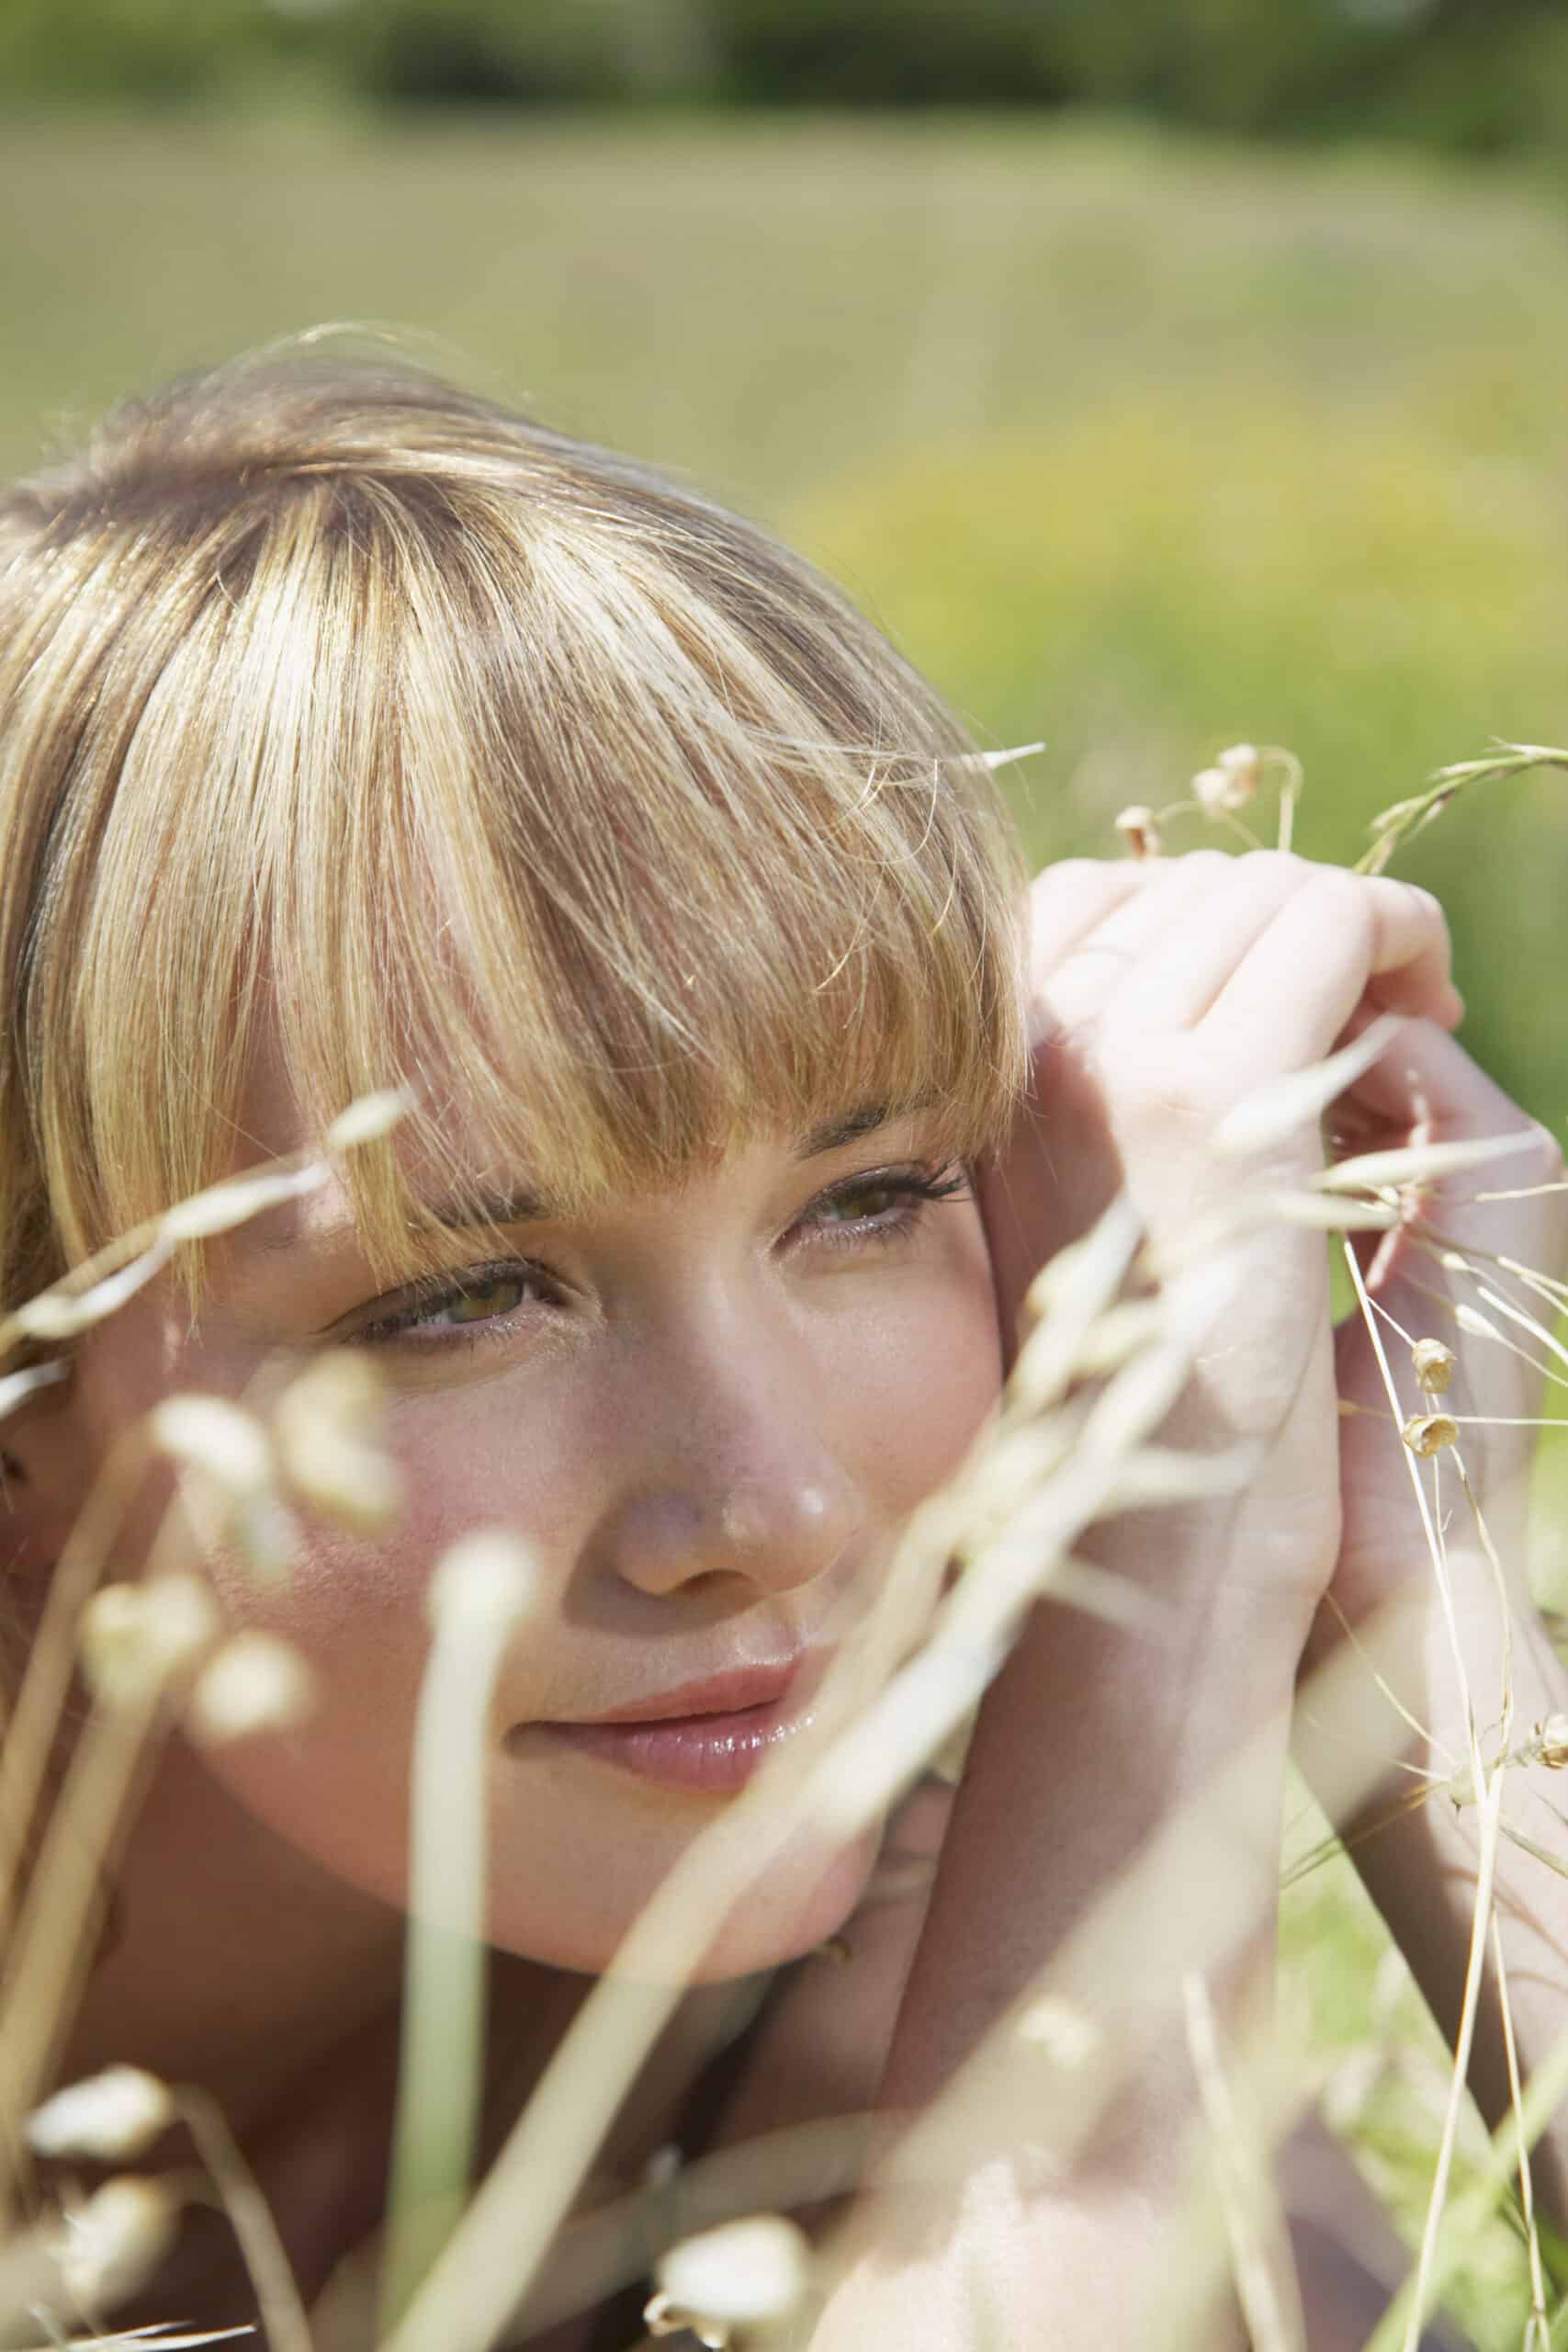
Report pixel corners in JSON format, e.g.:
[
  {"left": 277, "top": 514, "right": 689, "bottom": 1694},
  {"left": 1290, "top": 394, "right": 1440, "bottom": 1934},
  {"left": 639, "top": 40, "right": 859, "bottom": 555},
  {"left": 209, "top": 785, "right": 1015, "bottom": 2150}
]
[{"left": 0, "top": 341, "right": 1028, "bottom": 1309}]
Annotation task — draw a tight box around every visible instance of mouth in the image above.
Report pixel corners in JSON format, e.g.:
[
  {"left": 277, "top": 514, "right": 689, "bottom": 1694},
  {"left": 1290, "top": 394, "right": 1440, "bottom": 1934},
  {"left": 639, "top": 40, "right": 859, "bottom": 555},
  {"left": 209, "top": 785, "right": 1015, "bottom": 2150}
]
[{"left": 513, "top": 1659, "right": 821, "bottom": 1796}]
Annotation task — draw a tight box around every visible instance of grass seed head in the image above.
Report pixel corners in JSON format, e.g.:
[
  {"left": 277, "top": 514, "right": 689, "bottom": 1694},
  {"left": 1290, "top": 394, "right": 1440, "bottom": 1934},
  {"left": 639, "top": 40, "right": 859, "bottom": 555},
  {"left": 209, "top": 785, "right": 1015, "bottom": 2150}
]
[
  {"left": 1537, "top": 1713, "right": 1568, "bottom": 1769},
  {"left": 1114, "top": 804, "right": 1164, "bottom": 857},
  {"left": 186, "top": 1631, "right": 316, "bottom": 1743},
  {"left": 1017, "top": 1996, "right": 1103, "bottom": 2069},
  {"left": 426, "top": 1531, "right": 538, "bottom": 1638},
  {"left": 27, "top": 2066, "right": 175, "bottom": 2163},
  {"left": 51, "top": 2175, "right": 181, "bottom": 2310},
  {"left": 1192, "top": 747, "right": 1260, "bottom": 816},
  {"left": 1411, "top": 1337, "right": 1457, "bottom": 1394},
  {"left": 79, "top": 1574, "right": 220, "bottom": 1705},
  {"left": 1401, "top": 1411, "right": 1458, "bottom": 1459},
  {"left": 651, "top": 2214, "right": 812, "bottom": 2342},
  {"left": 325, "top": 1084, "right": 417, "bottom": 1152},
  {"left": 149, "top": 1396, "right": 274, "bottom": 1498},
  {"left": 148, "top": 1396, "right": 298, "bottom": 1578},
  {"left": 273, "top": 1351, "right": 402, "bottom": 1533}
]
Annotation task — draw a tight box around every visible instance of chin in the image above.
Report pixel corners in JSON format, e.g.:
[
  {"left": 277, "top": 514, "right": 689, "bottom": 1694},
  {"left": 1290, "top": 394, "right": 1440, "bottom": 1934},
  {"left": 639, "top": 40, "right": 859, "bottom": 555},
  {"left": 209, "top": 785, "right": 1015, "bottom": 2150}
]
[{"left": 484, "top": 1814, "right": 886, "bottom": 1984}]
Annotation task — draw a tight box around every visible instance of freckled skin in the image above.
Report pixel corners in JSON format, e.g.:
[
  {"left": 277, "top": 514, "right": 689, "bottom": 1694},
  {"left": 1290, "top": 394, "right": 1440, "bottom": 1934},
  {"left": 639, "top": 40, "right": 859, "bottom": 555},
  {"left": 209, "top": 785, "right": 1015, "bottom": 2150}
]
[{"left": 54, "top": 1079, "right": 1003, "bottom": 1996}]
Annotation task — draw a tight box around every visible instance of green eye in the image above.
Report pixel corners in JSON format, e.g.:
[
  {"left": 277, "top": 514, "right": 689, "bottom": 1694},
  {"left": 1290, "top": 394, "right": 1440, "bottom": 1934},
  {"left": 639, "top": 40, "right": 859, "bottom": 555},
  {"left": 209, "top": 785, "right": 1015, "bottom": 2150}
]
[
  {"left": 821, "top": 1184, "right": 899, "bottom": 1221},
  {"left": 433, "top": 1276, "right": 528, "bottom": 1327}
]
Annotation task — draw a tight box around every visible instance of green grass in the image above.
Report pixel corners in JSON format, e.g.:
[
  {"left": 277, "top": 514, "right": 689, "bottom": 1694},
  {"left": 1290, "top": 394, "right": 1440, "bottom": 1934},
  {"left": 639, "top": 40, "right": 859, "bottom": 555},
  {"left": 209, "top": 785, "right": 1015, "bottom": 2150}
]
[{"left": 7, "top": 105, "right": 1568, "bottom": 2341}]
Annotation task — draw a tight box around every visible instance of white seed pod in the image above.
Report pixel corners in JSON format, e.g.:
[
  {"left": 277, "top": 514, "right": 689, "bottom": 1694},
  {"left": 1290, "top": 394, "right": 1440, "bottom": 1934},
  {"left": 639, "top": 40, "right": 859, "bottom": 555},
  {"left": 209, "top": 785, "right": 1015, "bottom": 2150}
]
[
  {"left": 1113, "top": 804, "right": 1163, "bottom": 858},
  {"left": 1411, "top": 1338, "right": 1457, "bottom": 1394},
  {"left": 0, "top": 1359, "right": 68, "bottom": 1422},
  {"left": 79, "top": 1575, "right": 220, "bottom": 1705},
  {"left": 643, "top": 2291, "right": 727, "bottom": 2348},
  {"left": 12, "top": 1238, "right": 175, "bottom": 1342},
  {"left": 426, "top": 1532, "right": 537, "bottom": 1639},
  {"left": 325, "top": 1085, "right": 416, "bottom": 1151},
  {"left": 274, "top": 1351, "right": 402, "bottom": 1534},
  {"left": 1017, "top": 1996, "right": 1102, "bottom": 2070},
  {"left": 1537, "top": 1713, "right": 1568, "bottom": 1769},
  {"left": 1402, "top": 1412, "right": 1458, "bottom": 1460},
  {"left": 149, "top": 1396, "right": 298, "bottom": 1580},
  {"left": 186, "top": 1632, "right": 316, "bottom": 1744},
  {"left": 28, "top": 2066, "right": 175, "bottom": 2163},
  {"left": 1192, "top": 763, "right": 1253, "bottom": 817},
  {"left": 157, "top": 1159, "right": 326, "bottom": 1245},
  {"left": 52, "top": 2175, "right": 181, "bottom": 2310},
  {"left": 149, "top": 1396, "right": 274, "bottom": 1498},
  {"left": 653, "top": 2214, "right": 811, "bottom": 2337}
]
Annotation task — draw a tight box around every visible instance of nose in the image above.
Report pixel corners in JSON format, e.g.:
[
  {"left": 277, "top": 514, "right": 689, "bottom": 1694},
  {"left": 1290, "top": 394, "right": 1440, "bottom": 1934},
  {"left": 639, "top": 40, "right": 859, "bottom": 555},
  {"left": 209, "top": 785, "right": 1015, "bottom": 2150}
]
[{"left": 595, "top": 1340, "right": 862, "bottom": 1603}]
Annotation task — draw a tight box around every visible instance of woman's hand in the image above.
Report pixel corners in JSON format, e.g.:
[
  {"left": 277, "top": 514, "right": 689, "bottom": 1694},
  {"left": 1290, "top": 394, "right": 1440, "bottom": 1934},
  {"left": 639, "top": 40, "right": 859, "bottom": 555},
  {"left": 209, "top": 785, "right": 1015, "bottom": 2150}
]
[{"left": 978, "top": 848, "right": 1466, "bottom": 1648}]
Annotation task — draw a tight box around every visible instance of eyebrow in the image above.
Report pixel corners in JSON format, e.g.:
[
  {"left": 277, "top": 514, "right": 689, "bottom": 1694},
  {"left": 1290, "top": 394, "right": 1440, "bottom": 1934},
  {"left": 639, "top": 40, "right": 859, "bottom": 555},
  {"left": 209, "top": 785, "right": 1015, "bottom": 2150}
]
[
  {"left": 420, "top": 1105, "right": 900, "bottom": 1231},
  {"left": 241, "top": 1103, "right": 905, "bottom": 1261}
]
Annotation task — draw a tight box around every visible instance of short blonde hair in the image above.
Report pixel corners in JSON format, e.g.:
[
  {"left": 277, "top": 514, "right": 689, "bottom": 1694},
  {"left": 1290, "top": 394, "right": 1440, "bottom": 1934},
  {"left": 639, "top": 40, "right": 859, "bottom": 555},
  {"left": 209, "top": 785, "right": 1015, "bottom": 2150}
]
[{"left": 0, "top": 343, "right": 1028, "bottom": 1308}]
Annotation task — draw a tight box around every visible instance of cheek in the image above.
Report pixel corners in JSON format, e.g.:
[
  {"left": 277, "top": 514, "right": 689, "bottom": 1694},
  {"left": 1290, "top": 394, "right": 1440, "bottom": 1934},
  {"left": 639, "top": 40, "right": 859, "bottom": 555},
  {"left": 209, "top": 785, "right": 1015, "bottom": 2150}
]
[
  {"left": 181, "top": 1381, "right": 592, "bottom": 1917},
  {"left": 837, "top": 1220, "right": 1002, "bottom": 1515}
]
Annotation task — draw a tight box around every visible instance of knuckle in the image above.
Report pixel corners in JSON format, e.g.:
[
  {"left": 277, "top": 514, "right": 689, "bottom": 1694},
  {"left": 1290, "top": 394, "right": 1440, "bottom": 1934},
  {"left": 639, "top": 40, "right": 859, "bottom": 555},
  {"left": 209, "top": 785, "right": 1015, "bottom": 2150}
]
[
  {"left": 1029, "top": 857, "right": 1111, "bottom": 899},
  {"left": 1098, "top": 1035, "right": 1232, "bottom": 1136}
]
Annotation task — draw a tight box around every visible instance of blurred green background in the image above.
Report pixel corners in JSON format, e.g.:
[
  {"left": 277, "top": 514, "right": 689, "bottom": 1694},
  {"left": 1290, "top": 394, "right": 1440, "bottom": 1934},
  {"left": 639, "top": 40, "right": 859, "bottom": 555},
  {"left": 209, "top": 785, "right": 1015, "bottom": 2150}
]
[
  {"left": 6, "top": 12, "right": 1568, "bottom": 2338},
  {"left": 6, "top": 100, "right": 1566, "bottom": 1136}
]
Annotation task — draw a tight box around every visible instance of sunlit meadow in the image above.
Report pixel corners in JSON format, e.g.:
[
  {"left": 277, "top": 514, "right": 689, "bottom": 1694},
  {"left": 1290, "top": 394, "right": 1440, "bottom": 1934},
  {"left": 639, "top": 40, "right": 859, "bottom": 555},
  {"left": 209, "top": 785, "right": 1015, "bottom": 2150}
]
[{"left": 6, "top": 105, "right": 1568, "bottom": 2345}]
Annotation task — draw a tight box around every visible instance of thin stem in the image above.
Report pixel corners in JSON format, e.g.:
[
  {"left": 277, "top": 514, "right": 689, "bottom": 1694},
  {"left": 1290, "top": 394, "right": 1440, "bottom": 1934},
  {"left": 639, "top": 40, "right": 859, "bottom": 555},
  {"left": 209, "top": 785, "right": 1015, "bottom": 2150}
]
[
  {"left": 177, "top": 2087, "right": 315, "bottom": 2352},
  {"left": 1489, "top": 1918, "right": 1550, "bottom": 2351}
]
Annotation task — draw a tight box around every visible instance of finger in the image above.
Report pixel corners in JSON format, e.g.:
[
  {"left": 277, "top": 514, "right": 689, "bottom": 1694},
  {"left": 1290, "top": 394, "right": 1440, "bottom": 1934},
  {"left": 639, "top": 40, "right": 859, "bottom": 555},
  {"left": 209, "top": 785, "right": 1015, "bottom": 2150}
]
[
  {"left": 1207, "top": 872, "right": 1457, "bottom": 1048},
  {"left": 1023, "top": 859, "right": 1151, "bottom": 996},
  {"left": 1033, "top": 851, "right": 1235, "bottom": 1032},
  {"left": 1101, "top": 856, "right": 1453, "bottom": 1049}
]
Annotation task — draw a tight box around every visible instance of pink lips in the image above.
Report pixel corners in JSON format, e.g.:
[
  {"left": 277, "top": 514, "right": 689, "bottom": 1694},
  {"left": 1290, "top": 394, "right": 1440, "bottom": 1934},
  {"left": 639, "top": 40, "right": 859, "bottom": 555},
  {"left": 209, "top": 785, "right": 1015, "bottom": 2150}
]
[{"left": 525, "top": 1661, "right": 817, "bottom": 1795}]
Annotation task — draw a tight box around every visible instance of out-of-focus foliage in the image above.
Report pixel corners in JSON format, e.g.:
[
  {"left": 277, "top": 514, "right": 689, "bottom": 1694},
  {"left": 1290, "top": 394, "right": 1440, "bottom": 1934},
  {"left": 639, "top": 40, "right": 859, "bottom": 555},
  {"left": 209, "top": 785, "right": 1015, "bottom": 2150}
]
[
  {"left": 795, "top": 391, "right": 1568, "bottom": 1137},
  {"left": 9, "top": 0, "right": 1568, "bottom": 162}
]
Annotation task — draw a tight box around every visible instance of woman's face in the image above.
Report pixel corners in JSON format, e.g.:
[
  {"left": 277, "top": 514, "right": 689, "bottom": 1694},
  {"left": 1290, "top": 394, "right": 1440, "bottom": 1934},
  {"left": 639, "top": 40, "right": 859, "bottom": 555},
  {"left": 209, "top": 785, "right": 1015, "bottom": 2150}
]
[{"left": 63, "top": 1053, "right": 1003, "bottom": 1978}]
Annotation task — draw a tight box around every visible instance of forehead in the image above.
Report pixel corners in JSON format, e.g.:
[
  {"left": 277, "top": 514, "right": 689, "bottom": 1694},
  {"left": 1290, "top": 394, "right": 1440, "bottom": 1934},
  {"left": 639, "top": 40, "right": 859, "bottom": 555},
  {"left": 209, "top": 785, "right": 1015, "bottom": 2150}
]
[{"left": 222, "top": 1018, "right": 927, "bottom": 1268}]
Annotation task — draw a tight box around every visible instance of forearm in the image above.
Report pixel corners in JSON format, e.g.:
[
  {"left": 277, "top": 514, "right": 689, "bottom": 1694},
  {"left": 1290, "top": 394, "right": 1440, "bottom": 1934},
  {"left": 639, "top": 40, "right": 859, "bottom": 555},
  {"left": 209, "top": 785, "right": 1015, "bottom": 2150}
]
[
  {"left": 1297, "top": 1559, "right": 1568, "bottom": 2222},
  {"left": 813, "top": 1545, "right": 1299, "bottom": 2348}
]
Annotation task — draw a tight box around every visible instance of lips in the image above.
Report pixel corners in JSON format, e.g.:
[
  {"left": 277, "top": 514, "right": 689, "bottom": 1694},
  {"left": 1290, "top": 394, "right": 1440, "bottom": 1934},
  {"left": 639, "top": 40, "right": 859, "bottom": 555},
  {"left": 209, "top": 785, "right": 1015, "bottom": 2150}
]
[
  {"left": 516, "top": 1657, "right": 820, "bottom": 1796},
  {"left": 570, "top": 1662, "right": 802, "bottom": 1726}
]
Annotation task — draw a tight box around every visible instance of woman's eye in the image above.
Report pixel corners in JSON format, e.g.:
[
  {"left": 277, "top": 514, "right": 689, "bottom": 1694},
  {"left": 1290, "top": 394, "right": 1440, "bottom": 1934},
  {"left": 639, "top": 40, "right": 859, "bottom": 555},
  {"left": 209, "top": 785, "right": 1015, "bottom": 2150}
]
[
  {"left": 349, "top": 1265, "right": 544, "bottom": 1347},
  {"left": 818, "top": 1182, "right": 905, "bottom": 1222},
  {"left": 802, "top": 1162, "right": 969, "bottom": 1244},
  {"left": 427, "top": 1276, "right": 530, "bottom": 1329}
]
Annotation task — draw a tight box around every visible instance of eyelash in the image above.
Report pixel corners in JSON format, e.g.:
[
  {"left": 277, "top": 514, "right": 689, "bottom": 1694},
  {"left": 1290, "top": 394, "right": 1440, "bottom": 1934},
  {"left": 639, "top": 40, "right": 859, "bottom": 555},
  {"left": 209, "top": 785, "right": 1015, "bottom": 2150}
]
[{"left": 346, "top": 1161, "right": 970, "bottom": 1350}]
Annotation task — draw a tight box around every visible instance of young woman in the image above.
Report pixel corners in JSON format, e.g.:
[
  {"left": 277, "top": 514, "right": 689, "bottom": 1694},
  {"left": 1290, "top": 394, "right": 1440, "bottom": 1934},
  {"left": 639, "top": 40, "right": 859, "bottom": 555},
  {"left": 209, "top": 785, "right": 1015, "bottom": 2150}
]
[{"left": 0, "top": 344, "right": 1563, "bottom": 2349}]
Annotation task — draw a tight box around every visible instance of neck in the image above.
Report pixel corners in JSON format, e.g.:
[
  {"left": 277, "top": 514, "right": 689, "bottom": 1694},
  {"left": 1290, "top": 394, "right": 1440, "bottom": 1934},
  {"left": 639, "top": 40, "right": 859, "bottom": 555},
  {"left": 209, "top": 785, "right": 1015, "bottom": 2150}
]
[
  {"left": 64, "top": 1736, "right": 410, "bottom": 2132},
  {"left": 57, "top": 1737, "right": 775, "bottom": 2324}
]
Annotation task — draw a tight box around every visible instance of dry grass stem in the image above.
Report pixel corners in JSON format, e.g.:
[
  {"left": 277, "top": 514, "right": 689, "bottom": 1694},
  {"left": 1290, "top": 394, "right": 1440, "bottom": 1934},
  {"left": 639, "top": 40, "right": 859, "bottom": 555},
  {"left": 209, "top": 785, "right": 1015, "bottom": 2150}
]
[
  {"left": 379, "top": 1538, "right": 536, "bottom": 2331},
  {"left": 1210, "top": 1012, "right": 1406, "bottom": 1158},
  {"left": 0, "top": 1438, "right": 149, "bottom": 1954},
  {"left": 1488, "top": 1917, "right": 1551, "bottom": 2350},
  {"left": 1181, "top": 1972, "right": 1305, "bottom": 2352},
  {"left": 175, "top": 2086, "right": 313, "bottom": 2352},
  {"left": 1357, "top": 743, "right": 1568, "bottom": 876}
]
